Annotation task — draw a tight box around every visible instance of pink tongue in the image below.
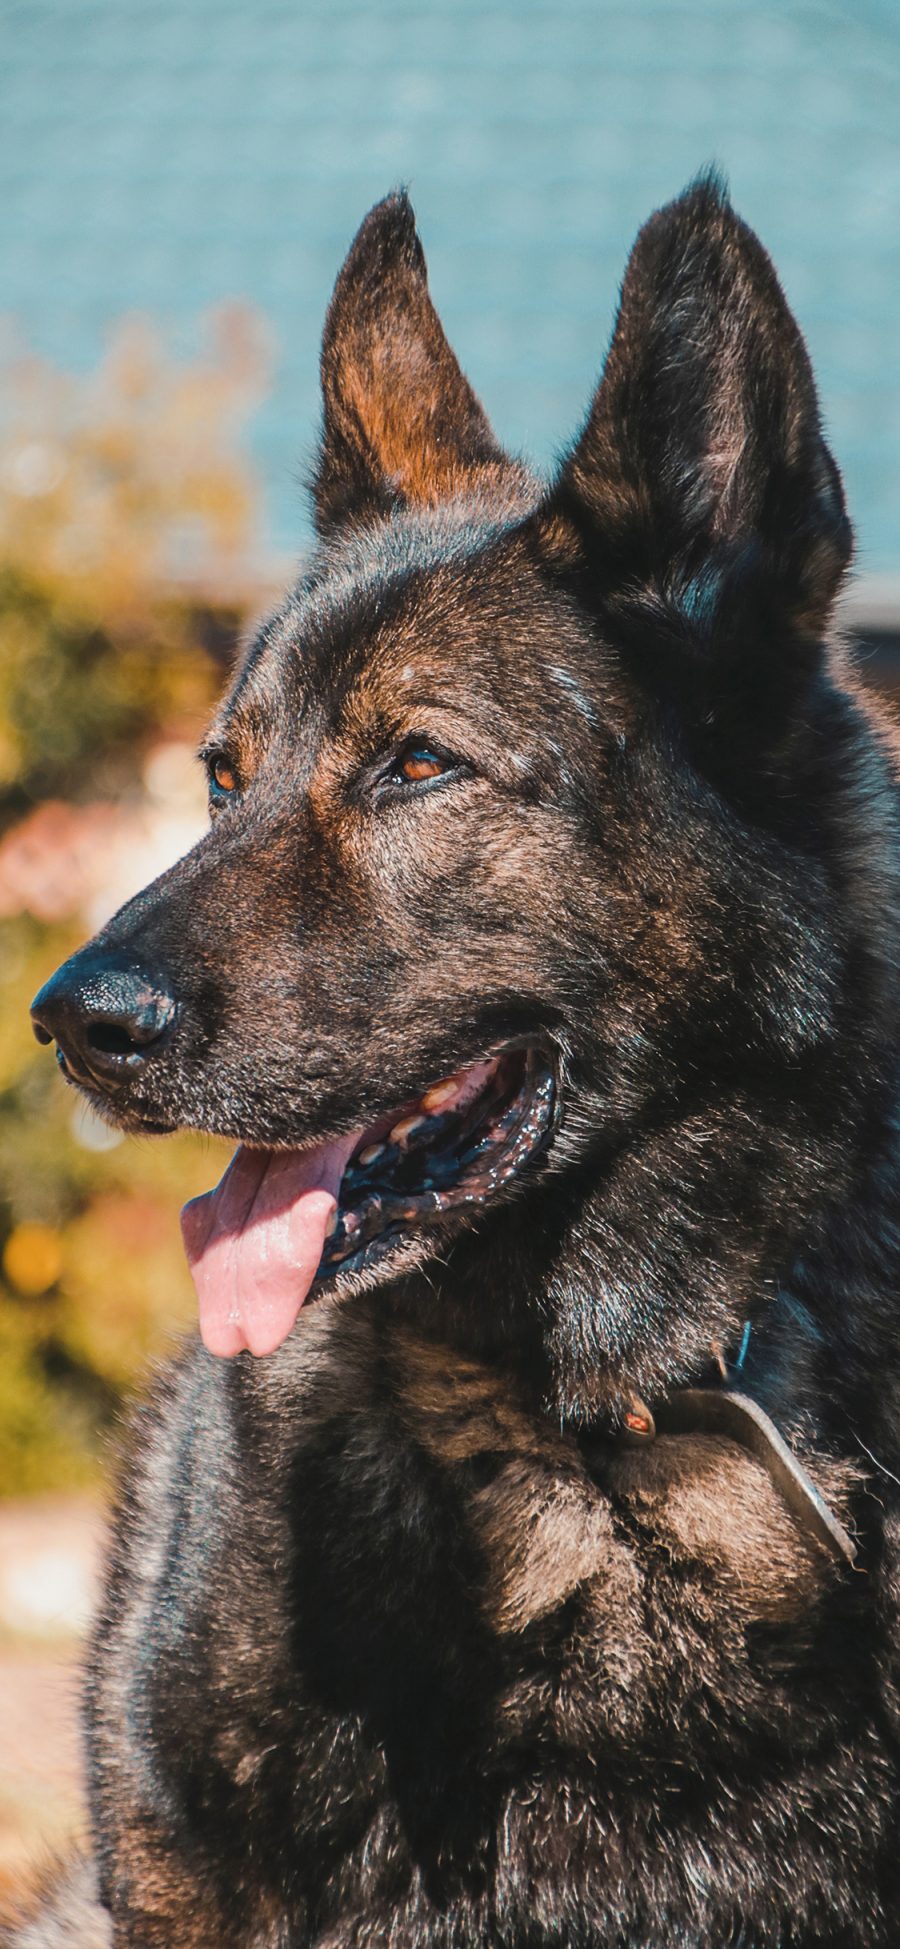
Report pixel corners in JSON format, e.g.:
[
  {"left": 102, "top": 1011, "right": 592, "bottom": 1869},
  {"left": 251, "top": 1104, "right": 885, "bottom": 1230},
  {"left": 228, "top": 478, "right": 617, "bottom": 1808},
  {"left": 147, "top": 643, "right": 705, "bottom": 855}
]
[{"left": 181, "top": 1132, "right": 360, "bottom": 1358}]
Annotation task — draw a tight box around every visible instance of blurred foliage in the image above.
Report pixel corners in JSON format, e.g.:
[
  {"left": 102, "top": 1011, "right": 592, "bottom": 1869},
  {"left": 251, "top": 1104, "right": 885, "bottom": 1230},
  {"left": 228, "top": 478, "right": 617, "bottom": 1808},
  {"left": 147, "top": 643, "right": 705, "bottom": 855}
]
[
  {"left": 0, "top": 306, "right": 269, "bottom": 825},
  {"left": 0, "top": 312, "right": 268, "bottom": 1492}
]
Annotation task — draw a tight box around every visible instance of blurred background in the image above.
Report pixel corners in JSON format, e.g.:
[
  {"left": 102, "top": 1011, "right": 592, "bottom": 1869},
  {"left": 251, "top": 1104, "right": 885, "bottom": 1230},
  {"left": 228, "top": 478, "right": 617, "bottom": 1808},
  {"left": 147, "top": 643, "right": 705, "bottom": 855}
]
[{"left": 1, "top": 0, "right": 899, "bottom": 1895}]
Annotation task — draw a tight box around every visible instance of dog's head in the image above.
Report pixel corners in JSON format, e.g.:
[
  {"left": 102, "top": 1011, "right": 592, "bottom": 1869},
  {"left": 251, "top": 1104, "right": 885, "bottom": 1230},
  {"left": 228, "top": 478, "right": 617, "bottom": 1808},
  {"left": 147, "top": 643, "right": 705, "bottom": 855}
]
[{"left": 34, "top": 177, "right": 882, "bottom": 1419}]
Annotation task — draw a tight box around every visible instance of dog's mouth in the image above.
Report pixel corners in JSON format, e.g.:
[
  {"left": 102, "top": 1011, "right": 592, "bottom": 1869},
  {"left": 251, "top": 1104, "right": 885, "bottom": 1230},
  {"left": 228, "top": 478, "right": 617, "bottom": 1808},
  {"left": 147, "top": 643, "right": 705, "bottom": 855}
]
[{"left": 181, "top": 1046, "right": 555, "bottom": 1358}]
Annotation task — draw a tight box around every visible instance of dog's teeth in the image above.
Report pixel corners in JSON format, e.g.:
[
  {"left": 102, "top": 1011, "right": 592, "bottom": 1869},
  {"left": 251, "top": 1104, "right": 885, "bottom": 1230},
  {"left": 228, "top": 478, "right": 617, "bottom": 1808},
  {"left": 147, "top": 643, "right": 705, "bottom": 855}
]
[
  {"left": 358, "top": 1143, "right": 385, "bottom": 1168},
  {"left": 390, "top": 1115, "right": 425, "bottom": 1146},
  {"left": 421, "top": 1079, "right": 459, "bottom": 1112}
]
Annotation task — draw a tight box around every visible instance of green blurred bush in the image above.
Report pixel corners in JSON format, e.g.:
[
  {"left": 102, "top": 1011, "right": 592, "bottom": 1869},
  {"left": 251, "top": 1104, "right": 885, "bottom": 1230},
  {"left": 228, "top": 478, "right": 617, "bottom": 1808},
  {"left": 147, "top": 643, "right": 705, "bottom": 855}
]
[{"left": 0, "top": 308, "right": 270, "bottom": 1493}]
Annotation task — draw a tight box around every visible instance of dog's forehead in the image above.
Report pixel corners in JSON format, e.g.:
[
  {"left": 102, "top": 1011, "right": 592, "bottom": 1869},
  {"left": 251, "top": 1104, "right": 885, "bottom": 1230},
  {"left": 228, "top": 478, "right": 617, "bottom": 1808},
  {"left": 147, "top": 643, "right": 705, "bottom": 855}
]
[{"left": 226, "top": 508, "right": 551, "bottom": 737}]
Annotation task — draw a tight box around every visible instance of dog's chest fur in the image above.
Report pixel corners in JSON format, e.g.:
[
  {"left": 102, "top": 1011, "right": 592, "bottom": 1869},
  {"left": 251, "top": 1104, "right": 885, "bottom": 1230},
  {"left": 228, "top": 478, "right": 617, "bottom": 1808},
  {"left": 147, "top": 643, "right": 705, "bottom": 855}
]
[{"left": 87, "top": 1304, "right": 882, "bottom": 1949}]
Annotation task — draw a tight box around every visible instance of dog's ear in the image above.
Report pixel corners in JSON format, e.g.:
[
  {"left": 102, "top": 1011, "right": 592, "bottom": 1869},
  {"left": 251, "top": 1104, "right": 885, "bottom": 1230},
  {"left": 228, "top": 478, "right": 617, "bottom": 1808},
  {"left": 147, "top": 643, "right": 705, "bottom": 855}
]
[
  {"left": 539, "top": 174, "right": 851, "bottom": 660},
  {"left": 313, "top": 192, "right": 505, "bottom": 532}
]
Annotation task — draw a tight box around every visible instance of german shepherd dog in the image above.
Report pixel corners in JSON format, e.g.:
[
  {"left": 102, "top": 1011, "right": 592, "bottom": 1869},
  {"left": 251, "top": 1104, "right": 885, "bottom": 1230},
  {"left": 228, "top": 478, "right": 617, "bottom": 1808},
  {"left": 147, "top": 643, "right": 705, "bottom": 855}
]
[{"left": 17, "top": 175, "right": 900, "bottom": 1946}]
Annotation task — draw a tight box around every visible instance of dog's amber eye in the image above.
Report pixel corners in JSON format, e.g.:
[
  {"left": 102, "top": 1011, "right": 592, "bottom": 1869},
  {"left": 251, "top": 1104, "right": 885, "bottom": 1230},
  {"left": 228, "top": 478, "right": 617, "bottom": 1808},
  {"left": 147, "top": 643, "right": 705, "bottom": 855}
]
[
  {"left": 209, "top": 756, "right": 238, "bottom": 796},
  {"left": 396, "top": 746, "right": 447, "bottom": 784}
]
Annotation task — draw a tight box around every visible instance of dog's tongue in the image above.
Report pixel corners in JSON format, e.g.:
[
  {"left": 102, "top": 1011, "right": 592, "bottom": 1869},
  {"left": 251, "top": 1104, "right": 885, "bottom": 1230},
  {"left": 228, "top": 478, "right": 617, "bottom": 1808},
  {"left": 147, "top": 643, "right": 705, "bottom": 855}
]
[{"left": 181, "top": 1134, "right": 359, "bottom": 1358}]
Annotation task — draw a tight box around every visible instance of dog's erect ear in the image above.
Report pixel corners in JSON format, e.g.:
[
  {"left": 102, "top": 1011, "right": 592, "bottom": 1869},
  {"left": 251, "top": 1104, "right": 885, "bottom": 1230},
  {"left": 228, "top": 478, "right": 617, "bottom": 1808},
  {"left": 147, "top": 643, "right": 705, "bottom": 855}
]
[
  {"left": 542, "top": 174, "right": 851, "bottom": 642},
  {"left": 313, "top": 192, "right": 505, "bottom": 532}
]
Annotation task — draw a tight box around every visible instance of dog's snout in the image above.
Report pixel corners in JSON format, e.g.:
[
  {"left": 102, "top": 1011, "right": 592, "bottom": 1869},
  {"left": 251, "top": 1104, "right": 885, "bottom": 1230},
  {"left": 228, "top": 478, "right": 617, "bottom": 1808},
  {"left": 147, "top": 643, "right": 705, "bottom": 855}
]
[{"left": 31, "top": 952, "right": 178, "bottom": 1083}]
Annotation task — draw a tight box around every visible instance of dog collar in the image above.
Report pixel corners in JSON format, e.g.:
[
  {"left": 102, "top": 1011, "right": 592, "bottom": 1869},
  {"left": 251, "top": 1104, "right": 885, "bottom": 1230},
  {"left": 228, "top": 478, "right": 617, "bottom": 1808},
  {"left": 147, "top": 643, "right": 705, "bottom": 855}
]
[{"left": 620, "top": 1328, "right": 858, "bottom": 1570}]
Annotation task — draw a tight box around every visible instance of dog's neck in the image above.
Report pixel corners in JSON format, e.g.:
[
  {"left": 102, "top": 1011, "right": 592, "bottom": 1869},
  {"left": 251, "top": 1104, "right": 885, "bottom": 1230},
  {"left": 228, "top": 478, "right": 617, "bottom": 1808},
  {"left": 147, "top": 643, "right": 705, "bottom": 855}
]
[{"left": 605, "top": 1313, "right": 858, "bottom": 1571}]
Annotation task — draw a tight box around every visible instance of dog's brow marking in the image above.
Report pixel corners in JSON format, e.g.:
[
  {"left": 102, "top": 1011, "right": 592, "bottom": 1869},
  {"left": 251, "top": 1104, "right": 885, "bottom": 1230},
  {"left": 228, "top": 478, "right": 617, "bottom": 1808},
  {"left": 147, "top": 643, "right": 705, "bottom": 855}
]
[{"left": 547, "top": 665, "right": 599, "bottom": 727}]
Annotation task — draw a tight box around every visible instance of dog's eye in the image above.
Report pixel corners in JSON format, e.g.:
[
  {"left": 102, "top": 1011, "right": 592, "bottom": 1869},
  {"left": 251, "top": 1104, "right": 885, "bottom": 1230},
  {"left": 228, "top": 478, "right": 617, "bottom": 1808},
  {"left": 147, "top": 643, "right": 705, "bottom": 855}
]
[
  {"left": 373, "top": 738, "right": 466, "bottom": 806},
  {"left": 393, "top": 744, "right": 452, "bottom": 786},
  {"left": 207, "top": 755, "right": 239, "bottom": 801}
]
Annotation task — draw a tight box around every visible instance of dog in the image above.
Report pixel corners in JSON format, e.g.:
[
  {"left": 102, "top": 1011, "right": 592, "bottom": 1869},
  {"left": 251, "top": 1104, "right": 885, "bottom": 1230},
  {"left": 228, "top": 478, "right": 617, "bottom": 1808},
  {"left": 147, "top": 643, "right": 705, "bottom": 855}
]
[{"left": 14, "top": 172, "right": 900, "bottom": 1946}]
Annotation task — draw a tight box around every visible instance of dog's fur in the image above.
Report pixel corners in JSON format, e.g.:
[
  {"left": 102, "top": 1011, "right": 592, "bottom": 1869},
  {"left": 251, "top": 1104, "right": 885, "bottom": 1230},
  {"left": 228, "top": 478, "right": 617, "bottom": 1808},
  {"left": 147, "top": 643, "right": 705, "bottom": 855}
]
[{"left": 12, "top": 176, "right": 900, "bottom": 1946}]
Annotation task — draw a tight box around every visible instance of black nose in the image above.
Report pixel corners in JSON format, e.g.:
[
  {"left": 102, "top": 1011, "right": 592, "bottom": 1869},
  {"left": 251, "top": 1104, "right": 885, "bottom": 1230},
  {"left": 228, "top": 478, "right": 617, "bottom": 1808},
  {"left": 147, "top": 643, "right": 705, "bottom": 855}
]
[{"left": 31, "top": 951, "right": 177, "bottom": 1084}]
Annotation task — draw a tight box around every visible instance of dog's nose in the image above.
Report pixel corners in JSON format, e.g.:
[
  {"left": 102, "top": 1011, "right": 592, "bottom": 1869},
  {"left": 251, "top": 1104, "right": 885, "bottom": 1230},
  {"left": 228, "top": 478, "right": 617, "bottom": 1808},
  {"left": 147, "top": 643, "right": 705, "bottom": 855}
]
[{"left": 31, "top": 951, "right": 177, "bottom": 1083}]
